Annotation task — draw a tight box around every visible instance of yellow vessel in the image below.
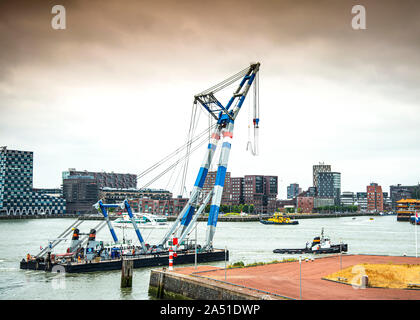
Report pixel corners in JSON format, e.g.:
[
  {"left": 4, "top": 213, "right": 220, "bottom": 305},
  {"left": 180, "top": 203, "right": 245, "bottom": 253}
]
[{"left": 260, "top": 212, "right": 299, "bottom": 225}]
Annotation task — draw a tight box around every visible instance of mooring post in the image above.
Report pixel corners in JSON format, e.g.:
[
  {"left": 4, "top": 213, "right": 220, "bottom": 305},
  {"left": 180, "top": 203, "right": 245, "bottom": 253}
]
[
  {"left": 121, "top": 258, "right": 133, "bottom": 288},
  {"left": 156, "top": 269, "right": 166, "bottom": 299}
]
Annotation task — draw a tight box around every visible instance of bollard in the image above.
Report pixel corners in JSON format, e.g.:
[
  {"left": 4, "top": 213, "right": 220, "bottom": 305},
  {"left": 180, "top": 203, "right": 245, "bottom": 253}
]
[
  {"left": 361, "top": 275, "right": 369, "bottom": 288},
  {"left": 121, "top": 258, "right": 133, "bottom": 288},
  {"left": 156, "top": 270, "right": 165, "bottom": 299}
]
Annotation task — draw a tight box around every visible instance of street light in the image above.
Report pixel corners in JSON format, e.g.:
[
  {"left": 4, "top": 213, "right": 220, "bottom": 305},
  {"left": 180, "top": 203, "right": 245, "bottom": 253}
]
[{"left": 299, "top": 256, "right": 302, "bottom": 300}]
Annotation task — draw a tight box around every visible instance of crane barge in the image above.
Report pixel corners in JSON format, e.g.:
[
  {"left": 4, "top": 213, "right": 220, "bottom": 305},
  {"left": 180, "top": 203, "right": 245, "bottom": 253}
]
[{"left": 20, "top": 62, "right": 261, "bottom": 273}]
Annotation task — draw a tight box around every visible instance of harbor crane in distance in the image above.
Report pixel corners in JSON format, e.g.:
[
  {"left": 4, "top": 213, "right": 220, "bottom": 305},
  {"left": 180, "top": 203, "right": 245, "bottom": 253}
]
[{"left": 159, "top": 62, "right": 260, "bottom": 251}]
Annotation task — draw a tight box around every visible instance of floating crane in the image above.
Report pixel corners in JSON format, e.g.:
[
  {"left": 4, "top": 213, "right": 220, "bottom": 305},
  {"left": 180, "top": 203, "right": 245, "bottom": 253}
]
[{"left": 21, "top": 62, "right": 261, "bottom": 273}]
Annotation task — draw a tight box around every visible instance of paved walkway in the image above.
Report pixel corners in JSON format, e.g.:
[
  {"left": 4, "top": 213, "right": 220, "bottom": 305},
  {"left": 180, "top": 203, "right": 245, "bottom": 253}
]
[{"left": 172, "top": 255, "right": 420, "bottom": 300}]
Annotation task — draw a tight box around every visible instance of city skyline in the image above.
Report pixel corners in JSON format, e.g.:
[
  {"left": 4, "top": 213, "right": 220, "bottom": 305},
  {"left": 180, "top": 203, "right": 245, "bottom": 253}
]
[{"left": 1, "top": 0, "right": 420, "bottom": 199}]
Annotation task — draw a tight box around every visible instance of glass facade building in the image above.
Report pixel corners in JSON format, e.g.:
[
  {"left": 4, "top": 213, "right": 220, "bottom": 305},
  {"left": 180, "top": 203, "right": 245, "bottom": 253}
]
[
  {"left": 317, "top": 172, "right": 341, "bottom": 205},
  {"left": 0, "top": 147, "right": 66, "bottom": 215}
]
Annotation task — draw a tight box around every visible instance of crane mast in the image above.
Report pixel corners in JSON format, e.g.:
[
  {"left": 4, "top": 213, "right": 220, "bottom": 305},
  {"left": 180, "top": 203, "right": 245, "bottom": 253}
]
[{"left": 159, "top": 62, "right": 260, "bottom": 250}]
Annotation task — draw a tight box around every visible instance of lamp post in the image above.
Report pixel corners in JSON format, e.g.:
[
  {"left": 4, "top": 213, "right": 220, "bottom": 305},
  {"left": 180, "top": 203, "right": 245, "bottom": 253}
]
[
  {"left": 225, "top": 246, "right": 227, "bottom": 281},
  {"left": 415, "top": 211, "right": 418, "bottom": 258},
  {"left": 194, "top": 223, "right": 198, "bottom": 269},
  {"left": 299, "top": 256, "right": 302, "bottom": 300}
]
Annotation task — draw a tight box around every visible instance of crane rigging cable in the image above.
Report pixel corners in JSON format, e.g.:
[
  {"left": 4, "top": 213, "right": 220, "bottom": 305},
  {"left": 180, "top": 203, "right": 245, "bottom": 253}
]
[
  {"left": 196, "top": 66, "right": 250, "bottom": 96},
  {"left": 179, "top": 101, "right": 203, "bottom": 197},
  {"left": 135, "top": 122, "right": 217, "bottom": 182},
  {"left": 246, "top": 70, "right": 259, "bottom": 156},
  {"left": 138, "top": 133, "right": 210, "bottom": 189}
]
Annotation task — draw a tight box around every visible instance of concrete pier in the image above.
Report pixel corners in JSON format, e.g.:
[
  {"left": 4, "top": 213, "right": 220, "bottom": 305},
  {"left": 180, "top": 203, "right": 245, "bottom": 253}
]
[
  {"left": 148, "top": 266, "right": 284, "bottom": 300},
  {"left": 149, "top": 255, "right": 420, "bottom": 300}
]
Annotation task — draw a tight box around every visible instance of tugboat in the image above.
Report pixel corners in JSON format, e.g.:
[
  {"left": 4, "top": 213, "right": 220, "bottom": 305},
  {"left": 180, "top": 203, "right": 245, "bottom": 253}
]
[
  {"left": 259, "top": 212, "right": 299, "bottom": 225},
  {"left": 410, "top": 214, "right": 420, "bottom": 225},
  {"left": 273, "top": 228, "right": 348, "bottom": 254}
]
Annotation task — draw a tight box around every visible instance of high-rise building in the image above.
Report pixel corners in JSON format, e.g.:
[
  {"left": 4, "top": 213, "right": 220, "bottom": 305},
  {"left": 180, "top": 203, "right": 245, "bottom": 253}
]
[
  {"left": 313, "top": 162, "right": 331, "bottom": 189},
  {"left": 307, "top": 186, "right": 317, "bottom": 197},
  {"left": 317, "top": 172, "right": 341, "bottom": 205},
  {"left": 243, "top": 175, "right": 278, "bottom": 213},
  {"left": 62, "top": 175, "right": 99, "bottom": 215},
  {"left": 231, "top": 177, "right": 244, "bottom": 205},
  {"left": 287, "top": 183, "right": 300, "bottom": 199},
  {"left": 367, "top": 183, "right": 383, "bottom": 212},
  {"left": 202, "top": 171, "right": 232, "bottom": 205},
  {"left": 62, "top": 168, "right": 138, "bottom": 214},
  {"left": 0, "top": 147, "right": 66, "bottom": 215},
  {"left": 62, "top": 169, "right": 137, "bottom": 189}
]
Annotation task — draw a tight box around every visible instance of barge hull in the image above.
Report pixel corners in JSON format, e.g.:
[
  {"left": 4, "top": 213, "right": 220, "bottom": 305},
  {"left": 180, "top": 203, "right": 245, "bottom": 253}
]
[
  {"left": 273, "top": 244, "right": 348, "bottom": 255},
  {"left": 20, "top": 249, "right": 228, "bottom": 273}
]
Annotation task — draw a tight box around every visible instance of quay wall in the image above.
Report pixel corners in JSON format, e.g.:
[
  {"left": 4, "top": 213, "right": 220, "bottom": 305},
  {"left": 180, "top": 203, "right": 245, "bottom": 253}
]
[{"left": 149, "top": 269, "right": 261, "bottom": 300}]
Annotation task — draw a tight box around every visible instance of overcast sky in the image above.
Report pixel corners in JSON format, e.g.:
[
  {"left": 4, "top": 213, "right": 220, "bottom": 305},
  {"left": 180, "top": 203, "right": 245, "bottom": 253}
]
[{"left": 1, "top": 0, "right": 419, "bottom": 198}]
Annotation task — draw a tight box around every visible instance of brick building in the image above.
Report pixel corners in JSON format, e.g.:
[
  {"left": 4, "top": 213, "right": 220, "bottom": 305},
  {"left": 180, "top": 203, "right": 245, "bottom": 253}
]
[
  {"left": 367, "top": 183, "right": 383, "bottom": 212},
  {"left": 128, "top": 196, "right": 188, "bottom": 216},
  {"left": 202, "top": 171, "right": 232, "bottom": 205},
  {"left": 297, "top": 196, "right": 314, "bottom": 213}
]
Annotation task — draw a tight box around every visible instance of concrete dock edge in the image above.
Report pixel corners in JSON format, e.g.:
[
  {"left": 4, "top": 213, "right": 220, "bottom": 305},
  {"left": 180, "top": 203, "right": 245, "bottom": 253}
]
[{"left": 148, "top": 269, "right": 283, "bottom": 300}]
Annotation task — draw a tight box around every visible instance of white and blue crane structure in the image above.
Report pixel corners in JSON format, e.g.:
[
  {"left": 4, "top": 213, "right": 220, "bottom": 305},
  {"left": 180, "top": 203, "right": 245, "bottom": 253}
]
[
  {"left": 90, "top": 62, "right": 260, "bottom": 254},
  {"left": 159, "top": 62, "right": 260, "bottom": 251}
]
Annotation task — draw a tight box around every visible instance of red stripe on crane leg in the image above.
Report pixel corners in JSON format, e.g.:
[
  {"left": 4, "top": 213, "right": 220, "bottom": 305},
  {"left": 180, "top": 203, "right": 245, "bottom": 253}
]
[
  {"left": 223, "top": 132, "right": 233, "bottom": 138},
  {"left": 211, "top": 133, "right": 220, "bottom": 140}
]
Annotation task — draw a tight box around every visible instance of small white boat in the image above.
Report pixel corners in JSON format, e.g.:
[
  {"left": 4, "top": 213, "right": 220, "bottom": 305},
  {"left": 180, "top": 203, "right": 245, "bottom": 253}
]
[{"left": 114, "top": 213, "right": 169, "bottom": 229}]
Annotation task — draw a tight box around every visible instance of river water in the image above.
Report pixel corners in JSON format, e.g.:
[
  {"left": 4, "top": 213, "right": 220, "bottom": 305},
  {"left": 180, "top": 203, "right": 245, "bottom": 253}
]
[{"left": 0, "top": 215, "right": 417, "bottom": 300}]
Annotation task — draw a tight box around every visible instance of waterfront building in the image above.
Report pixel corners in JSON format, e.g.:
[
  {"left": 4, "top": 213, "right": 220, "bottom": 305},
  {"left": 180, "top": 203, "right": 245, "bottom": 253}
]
[
  {"left": 231, "top": 177, "right": 244, "bottom": 205},
  {"left": 307, "top": 186, "right": 317, "bottom": 197},
  {"left": 0, "top": 147, "right": 66, "bottom": 215},
  {"left": 317, "top": 172, "right": 341, "bottom": 205},
  {"left": 396, "top": 199, "right": 420, "bottom": 221},
  {"left": 276, "top": 199, "right": 296, "bottom": 210},
  {"left": 313, "top": 197, "right": 335, "bottom": 208},
  {"left": 202, "top": 171, "right": 232, "bottom": 205},
  {"left": 367, "top": 183, "right": 383, "bottom": 212},
  {"left": 340, "top": 191, "right": 355, "bottom": 206},
  {"left": 356, "top": 192, "right": 367, "bottom": 211},
  {"left": 390, "top": 184, "right": 420, "bottom": 210},
  {"left": 62, "top": 168, "right": 137, "bottom": 189},
  {"left": 287, "top": 183, "right": 300, "bottom": 199},
  {"left": 243, "top": 175, "right": 278, "bottom": 214},
  {"left": 32, "top": 188, "right": 63, "bottom": 197},
  {"left": 62, "top": 175, "right": 98, "bottom": 215},
  {"left": 99, "top": 187, "right": 172, "bottom": 203},
  {"left": 62, "top": 168, "right": 139, "bottom": 215},
  {"left": 128, "top": 196, "right": 188, "bottom": 216},
  {"left": 297, "top": 196, "right": 314, "bottom": 213},
  {"left": 313, "top": 162, "right": 331, "bottom": 189},
  {"left": 383, "top": 192, "right": 392, "bottom": 211}
]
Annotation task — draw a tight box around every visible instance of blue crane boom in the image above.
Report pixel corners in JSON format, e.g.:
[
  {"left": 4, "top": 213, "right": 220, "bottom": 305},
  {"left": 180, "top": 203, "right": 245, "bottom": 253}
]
[{"left": 159, "top": 62, "right": 260, "bottom": 249}]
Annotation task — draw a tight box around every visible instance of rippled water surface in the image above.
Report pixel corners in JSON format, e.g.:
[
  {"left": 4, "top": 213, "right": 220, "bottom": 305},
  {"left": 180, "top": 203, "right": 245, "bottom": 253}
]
[{"left": 0, "top": 215, "right": 416, "bottom": 299}]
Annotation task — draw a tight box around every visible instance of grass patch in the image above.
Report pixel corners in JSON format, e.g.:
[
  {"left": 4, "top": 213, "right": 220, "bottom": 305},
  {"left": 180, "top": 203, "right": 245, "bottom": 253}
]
[
  {"left": 224, "top": 212, "right": 240, "bottom": 216},
  {"left": 227, "top": 258, "right": 298, "bottom": 269}
]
